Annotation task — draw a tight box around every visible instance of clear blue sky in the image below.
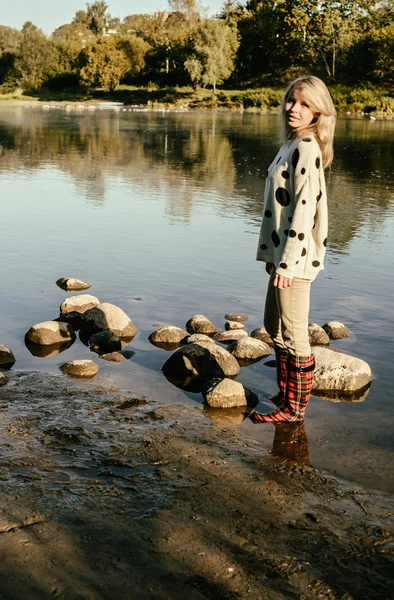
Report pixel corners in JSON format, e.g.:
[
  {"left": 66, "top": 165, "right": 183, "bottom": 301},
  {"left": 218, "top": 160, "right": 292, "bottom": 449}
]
[{"left": 0, "top": 0, "right": 225, "bottom": 34}]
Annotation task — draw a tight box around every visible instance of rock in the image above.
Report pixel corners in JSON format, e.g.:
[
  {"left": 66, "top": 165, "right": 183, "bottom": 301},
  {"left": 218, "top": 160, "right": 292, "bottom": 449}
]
[
  {"left": 60, "top": 294, "right": 100, "bottom": 315},
  {"left": 99, "top": 352, "right": 127, "bottom": 362},
  {"left": 250, "top": 328, "right": 274, "bottom": 347},
  {"left": 322, "top": 321, "right": 350, "bottom": 340},
  {"left": 0, "top": 345, "right": 16, "bottom": 369},
  {"left": 228, "top": 337, "right": 272, "bottom": 361},
  {"left": 55, "top": 311, "right": 83, "bottom": 331},
  {"left": 56, "top": 277, "right": 91, "bottom": 292},
  {"left": 162, "top": 343, "right": 240, "bottom": 381},
  {"left": 81, "top": 303, "right": 138, "bottom": 339},
  {"left": 61, "top": 360, "right": 99, "bottom": 378},
  {"left": 26, "top": 341, "right": 73, "bottom": 358},
  {"left": 225, "top": 320, "right": 246, "bottom": 330},
  {"left": 149, "top": 326, "right": 188, "bottom": 345},
  {"left": 0, "top": 373, "right": 8, "bottom": 386},
  {"left": 184, "top": 334, "right": 216, "bottom": 346},
  {"left": 89, "top": 331, "right": 121, "bottom": 353},
  {"left": 25, "top": 321, "right": 76, "bottom": 346},
  {"left": 224, "top": 313, "right": 249, "bottom": 322},
  {"left": 185, "top": 315, "right": 219, "bottom": 335},
  {"left": 308, "top": 323, "right": 330, "bottom": 346},
  {"left": 202, "top": 378, "right": 258, "bottom": 408},
  {"left": 312, "top": 347, "right": 372, "bottom": 393},
  {"left": 213, "top": 330, "right": 248, "bottom": 343}
]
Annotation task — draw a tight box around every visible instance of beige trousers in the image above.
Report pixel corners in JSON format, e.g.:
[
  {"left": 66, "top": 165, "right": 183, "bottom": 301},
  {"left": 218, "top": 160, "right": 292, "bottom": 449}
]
[{"left": 264, "top": 271, "right": 311, "bottom": 356}]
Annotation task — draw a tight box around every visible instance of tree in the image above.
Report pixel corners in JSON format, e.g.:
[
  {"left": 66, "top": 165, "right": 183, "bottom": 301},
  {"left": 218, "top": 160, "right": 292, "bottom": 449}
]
[
  {"left": 115, "top": 35, "right": 150, "bottom": 77},
  {"left": 371, "top": 23, "right": 394, "bottom": 81},
  {"left": 87, "top": 1, "right": 110, "bottom": 35},
  {"left": 0, "top": 26, "right": 22, "bottom": 86},
  {"left": 79, "top": 38, "right": 130, "bottom": 91},
  {"left": 16, "top": 22, "right": 52, "bottom": 89},
  {"left": 72, "top": 2, "right": 111, "bottom": 35},
  {"left": 185, "top": 20, "right": 239, "bottom": 92}
]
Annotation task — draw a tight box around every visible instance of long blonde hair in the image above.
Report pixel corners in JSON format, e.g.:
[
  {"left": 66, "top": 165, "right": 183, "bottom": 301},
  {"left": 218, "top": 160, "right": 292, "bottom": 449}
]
[{"left": 280, "top": 75, "right": 337, "bottom": 168}]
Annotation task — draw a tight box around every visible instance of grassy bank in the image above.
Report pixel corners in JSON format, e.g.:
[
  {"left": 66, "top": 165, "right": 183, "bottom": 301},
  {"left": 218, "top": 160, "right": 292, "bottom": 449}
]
[{"left": 2, "top": 84, "right": 394, "bottom": 116}]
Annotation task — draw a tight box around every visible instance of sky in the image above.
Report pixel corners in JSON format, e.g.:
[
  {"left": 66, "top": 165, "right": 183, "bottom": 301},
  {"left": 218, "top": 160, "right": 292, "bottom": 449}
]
[{"left": 0, "top": 0, "right": 225, "bottom": 35}]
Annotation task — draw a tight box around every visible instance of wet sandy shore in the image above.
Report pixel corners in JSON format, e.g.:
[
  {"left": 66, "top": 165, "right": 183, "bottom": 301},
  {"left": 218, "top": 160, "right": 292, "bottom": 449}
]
[{"left": 0, "top": 371, "right": 392, "bottom": 599}]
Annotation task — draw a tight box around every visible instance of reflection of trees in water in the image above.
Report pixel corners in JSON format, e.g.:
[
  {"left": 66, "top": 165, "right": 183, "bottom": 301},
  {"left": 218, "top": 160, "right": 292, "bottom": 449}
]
[{"left": 0, "top": 109, "right": 392, "bottom": 248}]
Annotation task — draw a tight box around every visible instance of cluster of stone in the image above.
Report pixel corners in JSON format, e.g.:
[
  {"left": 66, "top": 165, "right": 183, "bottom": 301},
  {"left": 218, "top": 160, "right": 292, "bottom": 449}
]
[{"left": 22, "top": 277, "right": 139, "bottom": 379}]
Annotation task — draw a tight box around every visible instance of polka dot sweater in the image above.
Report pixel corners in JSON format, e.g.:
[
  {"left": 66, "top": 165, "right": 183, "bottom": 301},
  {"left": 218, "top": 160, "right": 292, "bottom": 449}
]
[{"left": 256, "top": 136, "right": 328, "bottom": 281}]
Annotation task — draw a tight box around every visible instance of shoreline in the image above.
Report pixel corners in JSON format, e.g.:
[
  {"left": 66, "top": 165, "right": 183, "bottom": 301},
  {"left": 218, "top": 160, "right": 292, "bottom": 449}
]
[
  {"left": 1, "top": 92, "right": 393, "bottom": 118},
  {"left": 0, "top": 370, "right": 392, "bottom": 598}
]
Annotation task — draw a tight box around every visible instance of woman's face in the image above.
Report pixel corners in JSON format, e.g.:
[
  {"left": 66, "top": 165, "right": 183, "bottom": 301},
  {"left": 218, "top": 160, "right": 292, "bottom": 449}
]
[{"left": 285, "top": 88, "right": 317, "bottom": 132}]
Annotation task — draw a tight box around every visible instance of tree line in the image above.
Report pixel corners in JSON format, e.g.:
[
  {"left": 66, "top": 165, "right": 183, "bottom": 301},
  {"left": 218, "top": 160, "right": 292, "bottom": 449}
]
[{"left": 0, "top": 0, "right": 392, "bottom": 94}]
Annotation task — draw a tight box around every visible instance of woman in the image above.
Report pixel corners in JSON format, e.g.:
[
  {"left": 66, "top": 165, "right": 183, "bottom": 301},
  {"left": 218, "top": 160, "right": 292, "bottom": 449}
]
[{"left": 250, "top": 75, "right": 336, "bottom": 423}]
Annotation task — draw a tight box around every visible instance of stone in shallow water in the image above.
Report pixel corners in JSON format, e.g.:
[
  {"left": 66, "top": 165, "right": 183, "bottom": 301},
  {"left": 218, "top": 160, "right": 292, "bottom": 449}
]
[
  {"left": 308, "top": 323, "right": 330, "bottom": 346},
  {"left": 202, "top": 378, "right": 258, "bottom": 408},
  {"left": 213, "top": 330, "right": 248, "bottom": 344},
  {"left": 0, "top": 373, "right": 8, "bottom": 386},
  {"left": 55, "top": 312, "right": 83, "bottom": 331},
  {"left": 99, "top": 352, "right": 127, "bottom": 362},
  {"left": 322, "top": 321, "right": 350, "bottom": 340},
  {"left": 89, "top": 331, "right": 122, "bottom": 353},
  {"left": 224, "top": 313, "right": 249, "bottom": 322},
  {"left": 56, "top": 277, "right": 92, "bottom": 292},
  {"left": 162, "top": 342, "right": 240, "bottom": 381},
  {"left": 61, "top": 360, "right": 99, "bottom": 378},
  {"left": 149, "top": 326, "right": 188, "bottom": 345},
  {"left": 312, "top": 346, "right": 372, "bottom": 393},
  {"left": 184, "top": 334, "right": 216, "bottom": 346},
  {"left": 228, "top": 337, "right": 272, "bottom": 361},
  {"left": 60, "top": 294, "right": 100, "bottom": 315},
  {"left": 0, "top": 345, "right": 16, "bottom": 369},
  {"left": 225, "top": 320, "right": 246, "bottom": 330},
  {"left": 81, "top": 303, "right": 138, "bottom": 339},
  {"left": 250, "top": 328, "right": 274, "bottom": 347},
  {"left": 185, "top": 315, "right": 219, "bottom": 335},
  {"left": 25, "top": 321, "right": 76, "bottom": 346}
]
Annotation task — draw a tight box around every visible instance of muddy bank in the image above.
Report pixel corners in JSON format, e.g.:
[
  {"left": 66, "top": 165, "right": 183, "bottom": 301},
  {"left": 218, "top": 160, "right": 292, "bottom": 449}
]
[{"left": 0, "top": 372, "right": 392, "bottom": 599}]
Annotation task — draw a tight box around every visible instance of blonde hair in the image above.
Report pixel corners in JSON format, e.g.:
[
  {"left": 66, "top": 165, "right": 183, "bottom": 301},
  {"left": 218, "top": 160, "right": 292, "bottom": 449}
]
[{"left": 280, "top": 75, "right": 337, "bottom": 168}]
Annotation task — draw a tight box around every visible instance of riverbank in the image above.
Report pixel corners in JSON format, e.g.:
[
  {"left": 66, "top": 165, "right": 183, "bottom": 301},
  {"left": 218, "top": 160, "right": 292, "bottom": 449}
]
[
  {"left": 1, "top": 84, "right": 394, "bottom": 117},
  {"left": 0, "top": 371, "right": 392, "bottom": 599}
]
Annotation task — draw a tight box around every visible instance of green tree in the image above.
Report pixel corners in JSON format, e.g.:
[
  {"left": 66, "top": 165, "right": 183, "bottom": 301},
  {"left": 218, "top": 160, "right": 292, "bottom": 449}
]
[
  {"left": 372, "top": 23, "right": 394, "bottom": 81},
  {"left": 72, "top": 2, "right": 112, "bottom": 35},
  {"left": 0, "top": 25, "right": 21, "bottom": 87},
  {"left": 16, "top": 22, "right": 52, "bottom": 89},
  {"left": 185, "top": 19, "right": 239, "bottom": 92},
  {"left": 115, "top": 35, "right": 151, "bottom": 77},
  {"left": 79, "top": 37, "right": 130, "bottom": 91},
  {"left": 87, "top": 1, "right": 110, "bottom": 35}
]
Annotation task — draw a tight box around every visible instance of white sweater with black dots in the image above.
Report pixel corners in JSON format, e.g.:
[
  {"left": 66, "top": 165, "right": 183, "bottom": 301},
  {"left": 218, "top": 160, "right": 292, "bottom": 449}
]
[{"left": 256, "top": 136, "right": 328, "bottom": 281}]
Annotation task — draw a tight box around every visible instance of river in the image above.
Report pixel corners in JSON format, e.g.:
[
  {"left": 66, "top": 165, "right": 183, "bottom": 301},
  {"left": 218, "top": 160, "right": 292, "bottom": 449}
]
[{"left": 0, "top": 105, "right": 393, "bottom": 492}]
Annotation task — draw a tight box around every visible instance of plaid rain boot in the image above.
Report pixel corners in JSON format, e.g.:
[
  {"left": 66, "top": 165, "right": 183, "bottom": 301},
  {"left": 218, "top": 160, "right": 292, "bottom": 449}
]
[
  {"left": 250, "top": 354, "right": 315, "bottom": 423},
  {"left": 268, "top": 349, "right": 288, "bottom": 408}
]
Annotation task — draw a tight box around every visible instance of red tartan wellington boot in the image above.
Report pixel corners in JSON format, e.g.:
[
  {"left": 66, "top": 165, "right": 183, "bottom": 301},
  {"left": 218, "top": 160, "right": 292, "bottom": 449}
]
[
  {"left": 268, "top": 349, "right": 288, "bottom": 408},
  {"left": 250, "top": 354, "right": 315, "bottom": 423}
]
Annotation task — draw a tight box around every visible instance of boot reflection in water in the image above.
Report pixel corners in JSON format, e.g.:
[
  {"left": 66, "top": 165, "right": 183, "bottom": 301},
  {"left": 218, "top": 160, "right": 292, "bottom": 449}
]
[{"left": 271, "top": 422, "right": 311, "bottom": 466}]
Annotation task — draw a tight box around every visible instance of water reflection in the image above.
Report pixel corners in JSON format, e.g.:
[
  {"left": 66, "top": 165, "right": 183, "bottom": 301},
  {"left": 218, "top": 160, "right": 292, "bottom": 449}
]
[
  {"left": 0, "top": 108, "right": 392, "bottom": 254},
  {"left": 26, "top": 340, "right": 74, "bottom": 358},
  {"left": 271, "top": 422, "right": 311, "bottom": 466}
]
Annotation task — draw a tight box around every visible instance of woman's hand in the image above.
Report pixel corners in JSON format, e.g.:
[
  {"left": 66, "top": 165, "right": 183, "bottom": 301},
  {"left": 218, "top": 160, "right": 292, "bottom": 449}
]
[{"left": 274, "top": 273, "right": 292, "bottom": 289}]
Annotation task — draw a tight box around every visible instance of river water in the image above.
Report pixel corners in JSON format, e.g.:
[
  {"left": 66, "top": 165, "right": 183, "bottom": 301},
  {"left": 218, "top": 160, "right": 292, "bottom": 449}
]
[{"left": 0, "top": 105, "right": 393, "bottom": 492}]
